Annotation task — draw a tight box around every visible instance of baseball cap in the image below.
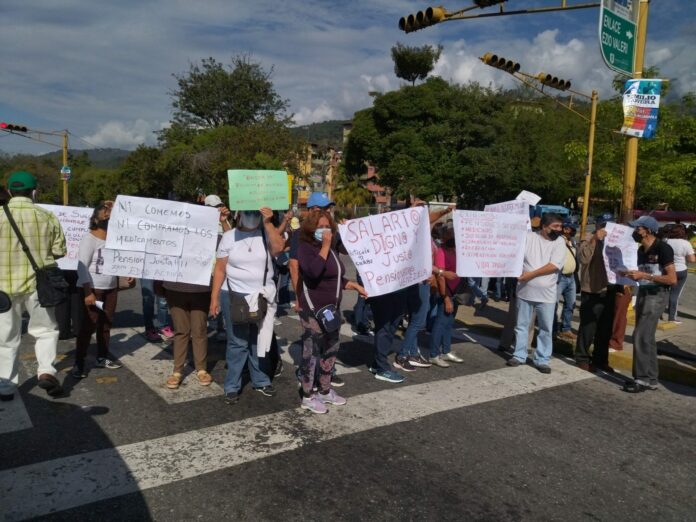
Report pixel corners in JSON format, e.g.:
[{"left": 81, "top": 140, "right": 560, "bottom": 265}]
[
  {"left": 629, "top": 215, "right": 659, "bottom": 233},
  {"left": 204, "top": 194, "right": 223, "bottom": 207},
  {"left": 7, "top": 171, "right": 37, "bottom": 190},
  {"left": 307, "top": 192, "right": 335, "bottom": 209},
  {"left": 562, "top": 221, "right": 577, "bottom": 230}
]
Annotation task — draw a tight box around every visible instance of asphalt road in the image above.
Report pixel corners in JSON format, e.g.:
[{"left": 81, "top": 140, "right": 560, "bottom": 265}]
[{"left": 2, "top": 266, "right": 696, "bottom": 521}]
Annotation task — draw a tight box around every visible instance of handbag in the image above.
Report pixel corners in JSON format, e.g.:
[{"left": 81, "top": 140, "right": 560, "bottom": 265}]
[
  {"left": 2, "top": 204, "right": 68, "bottom": 307},
  {"left": 303, "top": 250, "right": 342, "bottom": 333},
  {"left": 227, "top": 230, "right": 269, "bottom": 325}
]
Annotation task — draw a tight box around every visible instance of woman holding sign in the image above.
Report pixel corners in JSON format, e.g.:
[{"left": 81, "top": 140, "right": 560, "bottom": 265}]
[{"left": 296, "top": 210, "right": 367, "bottom": 414}]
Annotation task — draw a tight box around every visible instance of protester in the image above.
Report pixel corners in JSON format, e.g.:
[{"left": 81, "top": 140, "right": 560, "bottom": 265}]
[
  {"left": 574, "top": 223, "right": 615, "bottom": 372},
  {"left": 622, "top": 216, "right": 676, "bottom": 393},
  {"left": 296, "top": 210, "right": 366, "bottom": 413},
  {"left": 555, "top": 221, "right": 578, "bottom": 340},
  {"left": 507, "top": 213, "right": 566, "bottom": 373},
  {"left": 428, "top": 223, "right": 465, "bottom": 367},
  {"left": 55, "top": 269, "right": 82, "bottom": 340},
  {"left": 466, "top": 277, "right": 489, "bottom": 309},
  {"left": 205, "top": 194, "right": 233, "bottom": 340},
  {"left": 0, "top": 171, "right": 67, "bottom": 400},
  {"left": 210, "top": 207, "right": 285, "bottom": 403},
  {"left": 73, "top": 202, "right": 127, "bottom": 378},
  {"left": 141, "top": 279, "right": 174, "bottom": 342},
  {"left": 351, "top": 272, "right": 373, "bottom": 335},
  {"left": 663, "top": 224, "right": 695, "bottom": 324}
]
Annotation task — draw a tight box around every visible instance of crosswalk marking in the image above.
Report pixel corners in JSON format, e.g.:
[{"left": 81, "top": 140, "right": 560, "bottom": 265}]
[
  {"left": 1, "top": 361, "right": 593, "bottom": 520},
  {"left": 109, "top": 327, "right": 224, "bottom": 403},
  {"left": 0, "top": 393, "right": 32, "bottom": 435}
]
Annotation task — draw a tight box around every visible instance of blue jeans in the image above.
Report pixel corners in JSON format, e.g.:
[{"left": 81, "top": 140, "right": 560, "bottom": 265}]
[
  {"left": 353, "top": 273, "right": 370, "bottom": 327},
  {"left": 140, "top": 278, "right": 171, "bottom": 330},
  {"left": 467, "top": 278, "right": 486, "bottom": 303},
  {"left": 429, "top": 297, "right": 459, "bottom": 357},
  {"left": 370, "top": 290, "right": 405, "bottom": 373},
  {"left": 512, "top": 298, "right": 555, "bottom": 366},
  {"left": 555, "top": 274, "right": 576, "bottom": 333},
  {"left": 220, "top": 290, "right": 271, "bottom": 393},
  {"left": 400, "top": 282, "right": 430, "bottom": 357}
]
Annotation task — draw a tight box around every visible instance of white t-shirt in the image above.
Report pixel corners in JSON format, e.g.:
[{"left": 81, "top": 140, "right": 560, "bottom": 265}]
[
  {"left": 216, "top": 228, "right": 274, "bottom": 294},
  {"left": 517, "top": 231, "right": 566, "bottom": 303},
  {"left": 76, "top": 233, "right": 117, "bottom": 290},
  {"left": 666, "top": 238, "right": 695, "bottom": 272}
]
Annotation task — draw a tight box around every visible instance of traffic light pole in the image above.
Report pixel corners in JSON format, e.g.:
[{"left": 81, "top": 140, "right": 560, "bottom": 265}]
[
  {"left": 580, "top": 90, "right": 598, "bottom": 239},
  {"left": 619, "top": 0, "right": 649, "bottom": 224},
  {"left": 62, "top": 131, "right": 69, "bottom": 206}
]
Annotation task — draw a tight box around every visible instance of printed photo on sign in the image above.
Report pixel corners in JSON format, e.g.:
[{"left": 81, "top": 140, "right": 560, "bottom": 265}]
[
  {"left": 453, "top": 210, "right": 528, "bottom": 278},
  {"left": 602, "top": 222, "right": 638, "bottom": 286},
  {"left": 38, "top": 204, "right": 92, "bottom": 270},
  {"left": 339, "top": 207, "right": 432, "bottom": 298}
]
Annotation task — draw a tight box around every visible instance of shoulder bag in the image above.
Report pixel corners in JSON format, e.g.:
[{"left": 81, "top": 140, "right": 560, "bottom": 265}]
[
  {"left": 2, "top": 204, "right": 68, "bottom": 307},
  {"left": 227, "top": 230, "right": 269, "bottom": 324},
  {"left": 303, "top": 250, "right": 342, "bottom": 333}
]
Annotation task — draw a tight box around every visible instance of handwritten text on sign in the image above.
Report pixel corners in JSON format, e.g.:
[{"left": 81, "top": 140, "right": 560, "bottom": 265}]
[
  {"left": 227, "top": 169, "right": 289, "bottom": 210},
  {"left": 102, "top": 196, "right": 219, "bottom": 285},
  {"left": 602, "top": 222, "right": 638, "bottom": 286},
  {"left": 339, "top": 207, "right": 432, "bottom": 297},
  {"left": 38, "top": 204, "right": 92, "bottom": 270},
  {"left": 453, "top": 210, "right": 528, "bottom": 277}
]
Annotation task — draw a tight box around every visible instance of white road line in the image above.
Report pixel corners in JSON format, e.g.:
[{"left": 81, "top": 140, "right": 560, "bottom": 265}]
[
  {"left": 109, "top": 327, "right": 224, "bottom": 404},
  {"left": 1, "top": 361, "right": 593, "bottom": 520},
  {"left": 0, "top": 393, "right": 32, "bottom": 435}
]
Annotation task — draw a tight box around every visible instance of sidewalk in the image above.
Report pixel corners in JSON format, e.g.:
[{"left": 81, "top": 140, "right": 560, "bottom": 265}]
[{"left": 455, "top": 298, "right": 696, "bottom": 388}]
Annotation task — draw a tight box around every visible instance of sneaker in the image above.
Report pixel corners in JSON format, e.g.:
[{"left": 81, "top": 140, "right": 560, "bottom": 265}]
[
  {"left": 442, "top": 352, "right": 464, "bottom": 363},
  {"left": 274, "top": 319, "right": 282, "bottom": 326},
  {"left": 669, "top": 320, "right": 682, "bottom": 325},
  {"left": 535, "top": 364, "right": 552, "bottom": 374},
  {"left": 506, "top": 358, "right": 522, "bottom": 367},
  {"left": 71, "top": 366, "right": 87, "bottom": 379},
  {"left": 144, "top": 328, "right": 161, "bottom": 342},
  {"left": 95, "top": 357, "right": 123, "bottom": 369},
  {"left": 622, "top": 380, "right": 648, "bottom": 393},
  {"left": 368, "top": 366, "right": 378, "bottom": 374},
  {"left": 408, "top": 355, "right": 431, "bottom": 368},
  {"left": 159, "top": 326, "right": 175, "bottom": 340},
  {"left": 254, "top": 385, "right": 276, "bottom": 397},
  {"left": 375, "top": 370, "right": 405, "bottom": 383},
  {"left": 37, "top": 374, "right": 64, "bottom": 397},
  {"left": 352, "top": 324, "right": 373, "bottom": 336},
  {"left": 225, "top": 391, "right": 239, "bottom": 404},
  {"left": 318, "top": 389, "right": 347, "bottom": 406},
  {"left": 393, "top": 356, "right": 417, "bottom": 372},
  {"left": 429, "top": 356, "right": 450, "bottom": 368},
  {"left": 330, "top": 375, "right": 345, "bottom": 387},
  {"left": 479, "top": 297, "right": 489, "bottom": 310},
  {"left": 274, "top": 358, "right": 284, "bottom": 377},
  {"left": 301, "top": 394, "right": 328, "bottom": 414}
]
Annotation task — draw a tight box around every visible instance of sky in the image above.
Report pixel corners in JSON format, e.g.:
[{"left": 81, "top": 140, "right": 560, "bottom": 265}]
[{"left": 1, "top": 0, "right": 694, "bottom": 155}]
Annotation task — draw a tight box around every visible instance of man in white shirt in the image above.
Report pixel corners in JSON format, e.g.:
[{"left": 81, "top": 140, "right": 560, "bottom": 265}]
[{"left": 507, "top": 213, "right": 566, "bottom": 374}]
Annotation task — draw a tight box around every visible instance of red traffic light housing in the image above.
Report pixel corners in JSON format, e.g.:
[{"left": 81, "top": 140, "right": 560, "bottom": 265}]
[
  {"left": 399, "top": 6, "right": 446, "bottom": 32},
  {"left": 479, "top": 53, "right": 521, "bottom": 73},
  {"left": 0, "top": 122, "right": 28, "bottom": 132}
]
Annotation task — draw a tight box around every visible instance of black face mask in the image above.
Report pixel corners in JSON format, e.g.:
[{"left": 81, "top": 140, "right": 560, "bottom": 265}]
[
  {"left": 632, "top": 230, "right": 643, "bottom": 242},
  {"left": 546, "top": 230, "right": 560, "bottom": 241},
  {"left": 445, "top": 238, "right": 455, "bottom": 248},
  {"left": 96, "top": 219, "right": 109, "bottom": 230}
]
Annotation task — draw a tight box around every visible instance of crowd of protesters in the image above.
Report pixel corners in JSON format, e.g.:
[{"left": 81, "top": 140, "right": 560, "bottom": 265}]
[{"left": 0, "top": 170, "right": 694, "bottom": 407}]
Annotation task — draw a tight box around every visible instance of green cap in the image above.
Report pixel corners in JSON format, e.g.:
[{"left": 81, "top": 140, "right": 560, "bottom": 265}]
[{"left": 7, "top": 171, "right": 37, "bottom": 190}]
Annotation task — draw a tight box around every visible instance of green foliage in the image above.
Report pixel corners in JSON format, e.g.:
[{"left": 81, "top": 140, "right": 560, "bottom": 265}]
[
  {"left": 391, "top": 43, "right": 442, "bottom": 86},
  {"left": 290, "top": 120, "right": 348, "bottom": 150}
]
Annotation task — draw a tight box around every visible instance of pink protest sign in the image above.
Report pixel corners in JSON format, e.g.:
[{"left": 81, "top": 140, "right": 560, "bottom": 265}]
[{"left": 339, "top": 207, "right": 432, "bottom": 297}]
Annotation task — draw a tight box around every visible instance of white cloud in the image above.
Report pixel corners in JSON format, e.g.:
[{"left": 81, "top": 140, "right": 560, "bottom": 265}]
[
  {"left": 81, "top": 120, "right": 164, "bottom": 149},
  {"left": 293, "top": 101, "right": 338, "bottom": 126}
]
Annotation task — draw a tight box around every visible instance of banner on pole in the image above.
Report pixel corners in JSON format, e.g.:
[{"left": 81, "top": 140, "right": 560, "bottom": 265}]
[
  {"left": 227, "top": 169, "right": 290, "bottom": 210},
  {"left": 620, "top": 79, "right": 662, "bottom": 139},
  {"left": 38, "top": 204, "right": 92, "bottom": 270},
  {"left": 602, "top": 222, "right": 639, "bottom": 286},
  {"left": 102, "top": 196, "right": 219, "bottom": 285},
  {"left": 453, "top": 210, "right": 528, "bottom": 277},
  {"left": 339, "top": 207, "right": 432, "bottom": 298}
]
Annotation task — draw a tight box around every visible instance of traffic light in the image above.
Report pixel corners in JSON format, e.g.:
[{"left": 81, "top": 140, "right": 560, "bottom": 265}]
[
  {"left": 479, "top": 53, "right": 520, "bottom": 73},
  {"left": 474, "top": 0, "right": 507, "bottom": 6},
  {"left": 536, "top": 73, "right": 572, "bottom": 91},
  {"left": 398, "top": 6, "right": 446, "bottom": 33},
  {"left": 0, "top": 122, "right": 28, "bottom": 132}
]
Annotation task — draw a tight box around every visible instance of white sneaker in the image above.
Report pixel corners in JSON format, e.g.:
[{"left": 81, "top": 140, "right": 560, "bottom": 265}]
[
  {"left": 443, "top": 352, "right": 464, "bottom": 363},
  {"left": 429, "top": 356, "right": 450, "bottom": 368}
]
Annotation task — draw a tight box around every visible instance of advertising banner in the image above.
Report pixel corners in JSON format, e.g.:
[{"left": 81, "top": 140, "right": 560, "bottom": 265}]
[{"left": 620, "top": 79, "right": 662, "bottom": 139}]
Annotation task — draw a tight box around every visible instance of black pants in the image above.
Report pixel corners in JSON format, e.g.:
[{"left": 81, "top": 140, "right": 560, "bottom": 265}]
[
  {"left": 369, "top": 290, "right": 406, "bottom": 373},
  {"left": 55, "top": 270, "right": 82, "bottom": 339},
  {"left": 575, "top": 289, "right": 615, "bottom": 366}
]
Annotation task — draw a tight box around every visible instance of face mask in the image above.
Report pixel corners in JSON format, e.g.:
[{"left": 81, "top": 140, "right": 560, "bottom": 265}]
[
  {"left": 239, "top": 212, "right": 261, "bottom": 230},
  {"left": 314, "top": 228, "right": 329, "bottom": 242},
  {"left": 632, "top": 230, "right": 643, "bottom": 242},
  {"left": 96, "top": 219, "right": 109, "bottom": 230},
  {"left": 546, "top": 230, "right": 560, "bottom": 241}
]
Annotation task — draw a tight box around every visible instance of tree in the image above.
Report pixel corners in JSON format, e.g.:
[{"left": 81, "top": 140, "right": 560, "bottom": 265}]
[
  {"left": 390, "top": 43, "right": 442, "bottom": 86},
  {"left": 170, "top": 55, "right": 291, "bottom": 129}
]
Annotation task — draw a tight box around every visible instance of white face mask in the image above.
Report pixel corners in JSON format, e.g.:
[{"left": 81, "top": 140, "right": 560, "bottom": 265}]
[{"left": 239, "top": 212, "right": 261, "bottom": 230}]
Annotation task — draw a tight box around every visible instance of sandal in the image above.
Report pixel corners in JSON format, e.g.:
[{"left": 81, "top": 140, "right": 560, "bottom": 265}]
[
  {"left": 166, "top": 372, "right": 183, "bottom": 389},
  {"left": 197, "top": 370, "right": 213, "bottom": 386}
]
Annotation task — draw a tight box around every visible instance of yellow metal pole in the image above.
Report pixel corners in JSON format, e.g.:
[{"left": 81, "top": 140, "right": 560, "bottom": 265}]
[
  {"left": 580, "top": 89, "right": 598, "bottom": 239},
  {"left": 619, "top": 0, "right": 649, "bottom": 223},
  {"left": 62, "top": 131, "right": 68, "bottom": 205}
]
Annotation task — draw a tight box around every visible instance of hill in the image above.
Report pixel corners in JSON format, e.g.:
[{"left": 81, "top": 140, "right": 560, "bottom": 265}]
[
  {"left": 291, "top": 120, "right": 350, "bottom": 150},
  {"left": 38, "top": 148, "right": 131, "bottom": 169}
]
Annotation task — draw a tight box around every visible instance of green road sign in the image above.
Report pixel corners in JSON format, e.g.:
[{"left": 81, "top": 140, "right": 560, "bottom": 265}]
[{"left": 599, "top": 1, "right": 638, "bottom": 76}]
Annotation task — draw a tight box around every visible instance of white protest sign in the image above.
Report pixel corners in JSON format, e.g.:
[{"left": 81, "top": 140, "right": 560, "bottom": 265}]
[
  {"left": 38, "top": 204, "right": 92, "bottom": 270},
  {"left": 515, "top": 190, "right": 541, "bottom": 206},
  {"left": 602, "top": 222, "right": 638, "bottom": 286},
  {"left": 339, "top": 207, "right": 432, "bottom": 297},
  {"left": 453, "top": 210, "right": 528, "bottom": 277},
  {"left": 484, "top": 199, "right": 531, "bottom": 230},
  {"left": 102, "top": 196, "right": 218, "bottom": 285}
]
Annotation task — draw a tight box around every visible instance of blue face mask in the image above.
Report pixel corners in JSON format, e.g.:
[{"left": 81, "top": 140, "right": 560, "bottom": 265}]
[{"left": 314, "top": 228, "right": 329, "bottom": 242}]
